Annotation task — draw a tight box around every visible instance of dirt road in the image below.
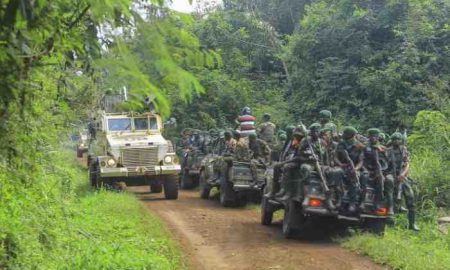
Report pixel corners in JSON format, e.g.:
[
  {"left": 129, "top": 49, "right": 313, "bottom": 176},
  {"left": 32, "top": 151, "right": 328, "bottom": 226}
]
[{"left": 132, "top": 188, "right": 386, "bottom": 270}]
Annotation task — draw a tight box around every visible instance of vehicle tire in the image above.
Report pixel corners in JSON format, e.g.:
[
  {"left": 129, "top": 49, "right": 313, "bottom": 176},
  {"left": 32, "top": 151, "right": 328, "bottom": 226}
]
[
  {"left": 219, "top": 179, "right": 236, "bottom": 207},
  {"left": 89, "top": 160, "right": 99, "bottom": 188},
  {"left": 363, "top": 219, "right": 386, "bottom": 235},
  {"left": 199, "top": 171, "right": 211, "bottom": 199},
  {"left": 261, "top": 196, "right": 274, "bottom": 226},
  {"left": 180, "top": 170, "right": 194, "bottom": 189},
  {"left": 77, "top": 148, "right": 83, "bottom": 158},
  {"left": 150, "top": 183, "right": 163, "bottom": 193},
  {"left": 282, "top": 200, "right": 303, "bottom": 239},
  {"left": 164, "top": 175, "right": 179, "bottom": 200}
]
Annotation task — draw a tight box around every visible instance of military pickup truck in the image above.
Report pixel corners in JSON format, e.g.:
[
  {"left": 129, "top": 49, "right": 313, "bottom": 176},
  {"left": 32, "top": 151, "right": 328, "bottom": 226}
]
[
  {"left": 87, "top": 95, "right": 180, "bottom": 199},
  {"left": 198, "top": 136, "right": 265, "bottom": 207},
  {"left": 261, "top": 166, "right": 389, "bottom": 237}
]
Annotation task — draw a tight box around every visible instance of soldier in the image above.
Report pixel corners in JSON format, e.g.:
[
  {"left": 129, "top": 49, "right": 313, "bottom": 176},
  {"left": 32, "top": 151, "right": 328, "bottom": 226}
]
[
  {"left": 296, "top": 123, "right": 334, "bottom": 207},
  {"left": 223, "top": 131, "right": 237, "bottom": 155},
  {"left": 335, "top": 126, "right": 364, "bottom": 213},
  {"left": 385, "top": 132, "right": 419, "bottom": 231},
  {"left": 272, "top": 132, "right": 304, "bottom": 199},
  {"left": 237, "top": 106, "right": 256, "bottom": 137},
  {"left": 319, "top": 110, "right": 337, "bottom": 139},
  {"left": 272, "top": 132, "right": 287, "bottom": 161},
  {"left": 257, "top": 113, "right": 276, "bottom": 144},
  {"left": 249, "top": 133, "right": 271, "bottom": 182},
  {"left": 234, "top": 131, "right": 251, "bottom": 161},
  {"left": 87, "top": 117, "right": 97, "bottom": 140},
  {"left": 360, "top": 128, "right": 394, "bottom": 216},
  {"left": 279, "top": 125, "right": 296, "bottom": 162}
]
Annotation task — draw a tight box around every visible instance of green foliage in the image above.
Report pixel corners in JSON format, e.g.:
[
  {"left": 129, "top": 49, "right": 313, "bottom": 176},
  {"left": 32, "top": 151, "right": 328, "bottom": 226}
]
[
  {"left": 408, "top": 111, "right": 450, "bottom": 208},
  {"left": 284, "top": 0, "right": 450, "bottom": 130},
  {"left": 343, "top": 217, "right": 450, "bottom": 270}
]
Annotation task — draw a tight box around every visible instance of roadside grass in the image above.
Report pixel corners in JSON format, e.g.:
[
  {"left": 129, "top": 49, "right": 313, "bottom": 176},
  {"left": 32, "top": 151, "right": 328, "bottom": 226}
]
[
  {"left": 342, "top": 214, "right": 450, "bottom": 270},
  {"left": 0, "top": 150, "right": 183, "bottom": 270}
]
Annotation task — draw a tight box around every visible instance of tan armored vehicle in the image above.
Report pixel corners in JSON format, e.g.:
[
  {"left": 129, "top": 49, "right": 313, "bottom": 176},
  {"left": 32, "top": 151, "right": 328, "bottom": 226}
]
[{"left": 88, "top": 95, "right": 180, "bottom": 199}]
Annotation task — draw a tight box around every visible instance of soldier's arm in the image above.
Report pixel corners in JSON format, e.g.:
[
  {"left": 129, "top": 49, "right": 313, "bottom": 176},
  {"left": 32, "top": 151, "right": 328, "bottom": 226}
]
[
  {"left": 334, "top": 144, "right": 345, "bottom": 166},
  {"left": 399, "top": 148, "right": 410, "bottom": 179},
  {"left": 355, "top": 152, "right": 364, "bottom": 170}
]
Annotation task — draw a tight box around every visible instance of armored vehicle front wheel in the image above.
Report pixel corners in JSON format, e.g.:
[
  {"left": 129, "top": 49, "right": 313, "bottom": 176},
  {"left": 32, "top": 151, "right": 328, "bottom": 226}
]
[
  {"left": 261, "top": 196, "right": 274, "bottom": 225},
  {"left": 150, "top": 183, "right": 163, "bottom": 193},
  {"left": 199, "top": 171, "right": 211, "bottom": 199},
  {"left": 219, "top": 180, "right": 236, "bottom": 207},
  {"left": 164, "top": 175, "right": 179, "bottom": 200}
]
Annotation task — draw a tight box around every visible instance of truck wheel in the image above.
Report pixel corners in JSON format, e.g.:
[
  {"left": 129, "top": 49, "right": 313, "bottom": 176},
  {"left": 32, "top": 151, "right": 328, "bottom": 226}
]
[
  {"left": 199, "top": 171, "right": 211, "bottom": 199},
  {"left": 180, "top": 170, "right": 194, "bottom": 189},
  {"left": 282, "top": 200, "right": 302, "bottom": 239},
  {"left": 261, "top": 196, "right": 274, "bottom": 225},
  {"left": 150, "top": 183, "right": 163, "bottom": 193},
  {"left": 164, "top": 175, "right": 179, "bottom": 200},
  {"left": 219, "top": 180, "right": 236, "bottom": 207},
  {"left": 363, "top": 219, "right": 386, "bottom": 235}
]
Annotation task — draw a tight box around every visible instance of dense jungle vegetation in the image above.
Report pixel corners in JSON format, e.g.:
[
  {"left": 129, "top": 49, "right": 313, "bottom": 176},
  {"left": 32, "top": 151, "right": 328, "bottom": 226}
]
[{"left": 0, "top": 0, "right": 449, "bottom": 269}]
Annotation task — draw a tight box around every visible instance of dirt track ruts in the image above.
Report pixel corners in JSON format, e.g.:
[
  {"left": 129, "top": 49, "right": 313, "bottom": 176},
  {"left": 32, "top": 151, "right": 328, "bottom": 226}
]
[{"left": 131, "top": 187, "right": 387, "bottom": 270}]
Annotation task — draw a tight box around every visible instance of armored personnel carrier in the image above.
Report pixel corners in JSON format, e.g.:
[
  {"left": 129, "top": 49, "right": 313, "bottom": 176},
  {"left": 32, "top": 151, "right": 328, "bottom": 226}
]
[{"left": 87, "top": 95, "right": 180, "bottom": 199}]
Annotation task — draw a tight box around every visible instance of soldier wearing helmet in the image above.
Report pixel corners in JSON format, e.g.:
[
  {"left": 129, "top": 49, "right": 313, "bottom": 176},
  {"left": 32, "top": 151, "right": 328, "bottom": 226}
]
[
  {"left": 257, "top": 113, "right": 276, "bottom": 144},
  {"left": 334, "top": 126, "right": 364, "bottom": 213},
  {"left": 385, "top": 132, "right": 419, "bottom": 231}
]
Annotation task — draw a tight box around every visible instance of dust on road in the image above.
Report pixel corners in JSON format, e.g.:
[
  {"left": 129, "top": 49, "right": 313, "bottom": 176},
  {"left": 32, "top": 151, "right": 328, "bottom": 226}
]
[{"left": 131, "top": 187, "right": 386, "bottom": 270}]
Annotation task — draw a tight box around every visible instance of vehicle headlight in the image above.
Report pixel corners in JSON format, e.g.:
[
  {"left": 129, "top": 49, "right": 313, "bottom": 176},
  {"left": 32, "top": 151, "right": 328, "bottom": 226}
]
[
  {"left": 164, "top": 156, "right": 173, "bottom": 164},
  {"left": 107, "top": 158, "right": 116, "bottom": 167},
  {"left": 80, "top": 143, "right": 85, "bottom": 147}
]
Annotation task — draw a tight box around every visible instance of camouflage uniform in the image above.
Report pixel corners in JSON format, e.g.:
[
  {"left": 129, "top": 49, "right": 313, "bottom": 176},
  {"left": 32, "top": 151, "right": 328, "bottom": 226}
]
[
  {"left": 296, "top": 123, "right": 329, "bottom": 200},
  {"left": 360, "top": 128, "right": 394, "bottom": 215},
  {"left": 257, "top": 113, "right": 276, "bottom": 144},
  {"left": 385, "top": 132, "right": 419, "bottom": 231},
  {"left": 223, "top": 131, "right": 237, "bottom": 155},
  {"left": 335, "top": 126, "right": 364, "bottom": 212},
  {"left": 272, "top": 132, "right": 304, "bottom": 199},
  {"left": 319, "top": 110, "right": 338, "bottom": 140},
  {"left": 249, "top": 133, "right": 271, "bottom": 181},
  {"left": 234, "top": 134, "right": 251, "bottom": 162}
]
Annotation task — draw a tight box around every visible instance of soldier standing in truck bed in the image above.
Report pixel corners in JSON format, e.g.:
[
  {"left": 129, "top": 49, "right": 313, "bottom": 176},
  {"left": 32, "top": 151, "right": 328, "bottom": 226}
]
[{"left": 257, "top": 113, "right": 276, "bottom": 144}]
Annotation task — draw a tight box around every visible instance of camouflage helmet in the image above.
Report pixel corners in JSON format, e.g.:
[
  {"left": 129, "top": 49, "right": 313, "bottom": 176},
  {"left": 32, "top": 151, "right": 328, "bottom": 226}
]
[
  {"left": 367, "top": 128, "right": 381, "bottom": 137},
  {"left": 224, "top": 130, "right": 232, "bottom": 138},
  {"left": 379, "top": 132, "right": 386, "bottom": 142},
  {"left": 342, "top": 126, "right": 358, "bottom": 139},
  {"left": 285, "top": 125, "right": 296, "bottom": 136},
  {"left": 279, "top": 133, "right": 287, "bottom": 141},
  {"left": 319, "top": 110, "right": 332, "bottom": 120},
  {"left": 390, "top": 132, "right": 404, "bottom": 141},
  {"left": 309, "top": 123, "right": 321, "bottom": 131},
  {"left": 249, "top": 133, "right": 257, "bottom": 140},
  {"left": 263, "top": 113, "right": 271, "bottom": 120}
]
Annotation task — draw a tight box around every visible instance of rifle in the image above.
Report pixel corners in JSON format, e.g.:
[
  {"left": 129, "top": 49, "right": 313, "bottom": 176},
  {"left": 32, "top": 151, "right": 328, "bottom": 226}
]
[
  {"left": 307, "top": 139, "right": 329, "bottom": 193},
  {"left": 391, "top": 147, "right": 403, "bottom": 201},
  {"left": 373, "top": 146, "right": 385, "bottom": 199},
  {"left": 342, "top": 149, "right": 360, "bottom": 188}
]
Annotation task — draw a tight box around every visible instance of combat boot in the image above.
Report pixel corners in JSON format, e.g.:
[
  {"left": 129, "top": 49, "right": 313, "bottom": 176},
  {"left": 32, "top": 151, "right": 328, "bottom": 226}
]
[{"left": 408, "top": 211, "right": 420, "bottom": 231}]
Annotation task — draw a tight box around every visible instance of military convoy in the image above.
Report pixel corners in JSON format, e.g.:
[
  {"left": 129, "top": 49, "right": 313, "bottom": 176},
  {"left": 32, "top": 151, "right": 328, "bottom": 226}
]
[{"left": 87, "top": 95, "right": 180, "bottom": 199}]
